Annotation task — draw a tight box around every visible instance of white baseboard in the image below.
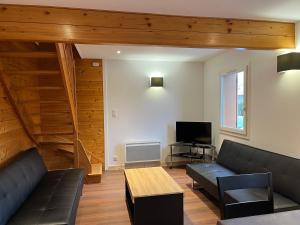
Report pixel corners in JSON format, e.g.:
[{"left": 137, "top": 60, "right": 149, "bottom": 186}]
[
  {"left": 107, "top": 161, "right": 166, "bottom": 171},
  {"left": 107, "top": 165, "right": 125, "bottom": 171}
]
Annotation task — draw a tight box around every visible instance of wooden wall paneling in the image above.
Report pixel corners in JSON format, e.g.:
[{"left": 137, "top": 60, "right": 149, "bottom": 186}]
[
  {"left": 38, "top": 145, "right": 74, "bottom": 170},
  {"left": 0, "top": 82, "right": 33, "bottom": 167},
  {"left": 0, "top": 71, "right": 38, "bottom": 145},
  {"left": 76, "top": 59, "right": 104, "bottom": 166},
  {"left": 0, "top": 4, "right": 295, "bottom": 49}
]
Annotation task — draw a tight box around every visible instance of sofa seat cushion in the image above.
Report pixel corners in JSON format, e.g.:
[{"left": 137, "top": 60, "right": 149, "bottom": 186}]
[
  {"left": 7, "top": 169, "right": 84, "bottom": 225},
  {"left": 227, "top": 188, "right": 299, "bottom": 212},
  {"left": 187, "top": 163, "right": 236, "bottom": 185},
  {"left": 217, "top": 209, "right": 300, "bottom": 225}
]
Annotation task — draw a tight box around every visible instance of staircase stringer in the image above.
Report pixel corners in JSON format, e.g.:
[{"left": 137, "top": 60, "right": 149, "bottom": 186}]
[{"left": 0, "top": 70, "right": 38, "bottom": 146}]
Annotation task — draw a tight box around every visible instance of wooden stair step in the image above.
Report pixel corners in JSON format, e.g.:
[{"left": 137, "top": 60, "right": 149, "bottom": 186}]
[
  {"left": 0, "top": 51, "right": 57, "bottom": 58},
  {"left": 29, "top": 112, "right": 71, "bottom": 116},
  {"left": 40, "top": 141, "right": 74, "bottom": 145},
  {"left": 4, "top": 70, "right": 60, "bottom": 75},
  {"left": 16, "top": 86, "right": 64, "bottom": 90},
  {"left": 86, "top": 163, "right": 102, "bottom": 184},
  {"left": 33, "top": 122, "right": 73, "bottom": 126},
  {"left": 20, "top": 100, "right": 68, "bottom": 104},
  {"left": 34, "top": 132, "right": 74, "bottom": 136},
  {"left": 90, "top": 163, "right": 102, "bottom": 175},
  {"left": 56, "top": 145, "right": 74, "bottom": 153}
]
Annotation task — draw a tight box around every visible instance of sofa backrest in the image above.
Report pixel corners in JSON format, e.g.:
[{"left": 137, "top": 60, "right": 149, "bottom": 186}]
[
  {"left": 0, "top": 148, "right": 47, "bottom": 225},
  {"left": 217, "top": 140, "right": 300, "bottom": 204}
]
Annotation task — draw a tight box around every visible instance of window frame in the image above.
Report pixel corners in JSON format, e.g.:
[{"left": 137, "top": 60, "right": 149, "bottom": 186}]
[{"left": 219, "top": 66, "right": 249, "bottom": 138}]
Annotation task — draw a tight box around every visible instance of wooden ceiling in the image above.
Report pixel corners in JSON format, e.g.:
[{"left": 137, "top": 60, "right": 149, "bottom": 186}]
[{"left": 0, "top": 4, "right": 295, "bottom": 49}]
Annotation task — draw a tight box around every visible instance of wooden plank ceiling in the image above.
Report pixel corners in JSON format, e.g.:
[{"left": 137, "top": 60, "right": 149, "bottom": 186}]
[{"left": 0, "top": 4, "right": 295, "bottom": 49}]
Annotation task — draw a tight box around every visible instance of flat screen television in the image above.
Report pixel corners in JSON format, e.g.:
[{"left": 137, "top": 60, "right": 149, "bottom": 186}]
[{"left": 176, "top": 122, "right": 212, "bottom": 144}]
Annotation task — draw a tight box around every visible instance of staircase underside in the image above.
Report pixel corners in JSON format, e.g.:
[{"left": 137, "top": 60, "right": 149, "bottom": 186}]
[{"left": 0, "top": 41, "right": 102, "bottom": 183}]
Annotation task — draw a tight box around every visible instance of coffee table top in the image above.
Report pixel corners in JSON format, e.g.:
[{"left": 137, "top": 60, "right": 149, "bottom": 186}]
[{"left": 124, "top": 167, "right": 183, "bottom": 200}]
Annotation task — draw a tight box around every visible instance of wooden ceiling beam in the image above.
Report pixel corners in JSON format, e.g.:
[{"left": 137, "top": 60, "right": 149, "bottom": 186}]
[{"left": 0, "top": 4, "right": 295, "bottom": 49}]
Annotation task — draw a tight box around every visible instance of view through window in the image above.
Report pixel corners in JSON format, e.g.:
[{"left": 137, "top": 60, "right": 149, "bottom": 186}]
[{"left": 220, "top": 69, "right": 247, "bottom": 134}]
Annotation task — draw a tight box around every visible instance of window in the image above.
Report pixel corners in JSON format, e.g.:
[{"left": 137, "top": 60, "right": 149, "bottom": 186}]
[{"left": 220, "top": 68, "right": 247, "bottom": 136}]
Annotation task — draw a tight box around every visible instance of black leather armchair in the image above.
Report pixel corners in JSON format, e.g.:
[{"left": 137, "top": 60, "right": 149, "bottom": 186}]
[{"left": 217, "top": 172, "right": 274, "bottom": 219}]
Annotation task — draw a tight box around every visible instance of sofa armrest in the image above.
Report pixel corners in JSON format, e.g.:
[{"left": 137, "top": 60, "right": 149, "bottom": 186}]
[{"left": 217, "top": 172, "right": 274, "bottom": 219}]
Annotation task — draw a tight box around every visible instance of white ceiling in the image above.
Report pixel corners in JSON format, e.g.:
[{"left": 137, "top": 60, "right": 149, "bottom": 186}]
[
  {"left": 75, "top": 44, "right": 223, "bottom": 62},
  {"left": 1, "top": 0, "right": 300, "bottom": 21}
]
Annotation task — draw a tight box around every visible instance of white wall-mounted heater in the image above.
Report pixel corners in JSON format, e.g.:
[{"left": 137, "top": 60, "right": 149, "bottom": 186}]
[{"left": 125, "top": 142, "right": 161, "bottom": 163}]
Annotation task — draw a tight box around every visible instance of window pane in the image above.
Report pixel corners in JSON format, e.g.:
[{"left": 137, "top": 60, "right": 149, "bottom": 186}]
[
  {"left": 237, "top": 72, "right": 245, "bottom": 130},
  {"left": 221, "top": 73, "right": 237, "bottom": 129},
  {"left": 220, "top": 70, "right": 246, "bottom": 132}
]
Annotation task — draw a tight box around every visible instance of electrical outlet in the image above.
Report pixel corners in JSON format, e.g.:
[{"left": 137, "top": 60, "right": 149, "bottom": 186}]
[
  {"left": 113, "top": 155, "right": 118, "bottom": 162},
  {"left": 92, "top": 61, "right": 100, "bottom": 67}
]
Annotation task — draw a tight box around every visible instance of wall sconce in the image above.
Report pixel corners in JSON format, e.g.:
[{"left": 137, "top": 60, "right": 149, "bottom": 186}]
[
  {"left": 277, "top": 52, "right": 300, "bottom": 72},
  {"left": 150, "top": 77, "right": 164, "bottom": 87}
]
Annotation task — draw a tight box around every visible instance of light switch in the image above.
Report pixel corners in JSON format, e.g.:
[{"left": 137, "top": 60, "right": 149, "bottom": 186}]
[{"left": 112, "top": 110, "right": 117, "bottom": 118}]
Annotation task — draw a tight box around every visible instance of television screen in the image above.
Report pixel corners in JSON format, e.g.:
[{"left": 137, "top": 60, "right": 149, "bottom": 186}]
[{"left": 176, "top": 122, "right": 212, "bottom": 144}]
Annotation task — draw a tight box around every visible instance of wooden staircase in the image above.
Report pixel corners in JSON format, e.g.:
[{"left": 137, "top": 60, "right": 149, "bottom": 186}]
[
  {"left": 77, "top": 140, "right": 102, "bottom": 183},
  {"left": 0, "top": 41, "right": 102, "bottom": 183}
]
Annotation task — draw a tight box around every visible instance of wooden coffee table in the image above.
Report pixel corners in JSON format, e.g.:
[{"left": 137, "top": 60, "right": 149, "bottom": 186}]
[{"left": 124, "top": 167, "right": 184, "bottom": 225}]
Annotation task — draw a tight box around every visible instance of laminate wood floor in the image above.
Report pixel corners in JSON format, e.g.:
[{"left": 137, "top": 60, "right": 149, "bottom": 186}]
[{"left": 76, "top": 167, "right": 220, "bottom": 225}]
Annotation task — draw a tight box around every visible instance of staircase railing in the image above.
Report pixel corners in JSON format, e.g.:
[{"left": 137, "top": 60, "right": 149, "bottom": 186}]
[{"left": 77, "top": 139, "right": 92, "bottom": 175}]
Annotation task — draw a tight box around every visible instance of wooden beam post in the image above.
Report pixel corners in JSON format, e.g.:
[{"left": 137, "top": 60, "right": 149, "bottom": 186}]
[{"left": 0, "top": 4, "right": 295, "bottom": 49}]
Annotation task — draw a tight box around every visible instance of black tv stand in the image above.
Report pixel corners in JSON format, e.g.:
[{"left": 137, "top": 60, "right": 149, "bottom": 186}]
[{"left": 168, "top": 142, "right": 216, "bottom": 168}]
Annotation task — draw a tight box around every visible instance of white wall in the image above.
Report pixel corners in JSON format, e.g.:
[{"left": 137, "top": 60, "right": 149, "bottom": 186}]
[
  {"left": 296, "top": 21, "right": 300, "bottom": 49},
  {"left": 104, "top": 60, "right": 204, "bottom": 167},
  {"left": 204, "top": 50, "right": 300, "bottom": 158}
]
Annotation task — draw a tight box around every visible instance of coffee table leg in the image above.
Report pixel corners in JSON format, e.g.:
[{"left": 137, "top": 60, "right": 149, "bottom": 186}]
[
  {"left": 170, "top": 145, "right": 173, "bottom": 169},
  {"left": 125, "top": 181, "right": 134, "bottom": 223}
]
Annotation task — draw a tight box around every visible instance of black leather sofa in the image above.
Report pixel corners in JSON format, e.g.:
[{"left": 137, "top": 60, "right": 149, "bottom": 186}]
[
  {"left": 186, "top": 140, "right": 300, "bottom": 212},
  {"left": 0, "top": 148, "right": 85, "bottom": 225}
]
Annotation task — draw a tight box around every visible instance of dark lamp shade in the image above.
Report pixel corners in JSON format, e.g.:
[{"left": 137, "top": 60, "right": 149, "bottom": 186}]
[
  {"left": 277, "top": 52, "right": 300, "bottom": 72},
  {"left": 150, "top": 77, "right": 163, "bottom": 87}
]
